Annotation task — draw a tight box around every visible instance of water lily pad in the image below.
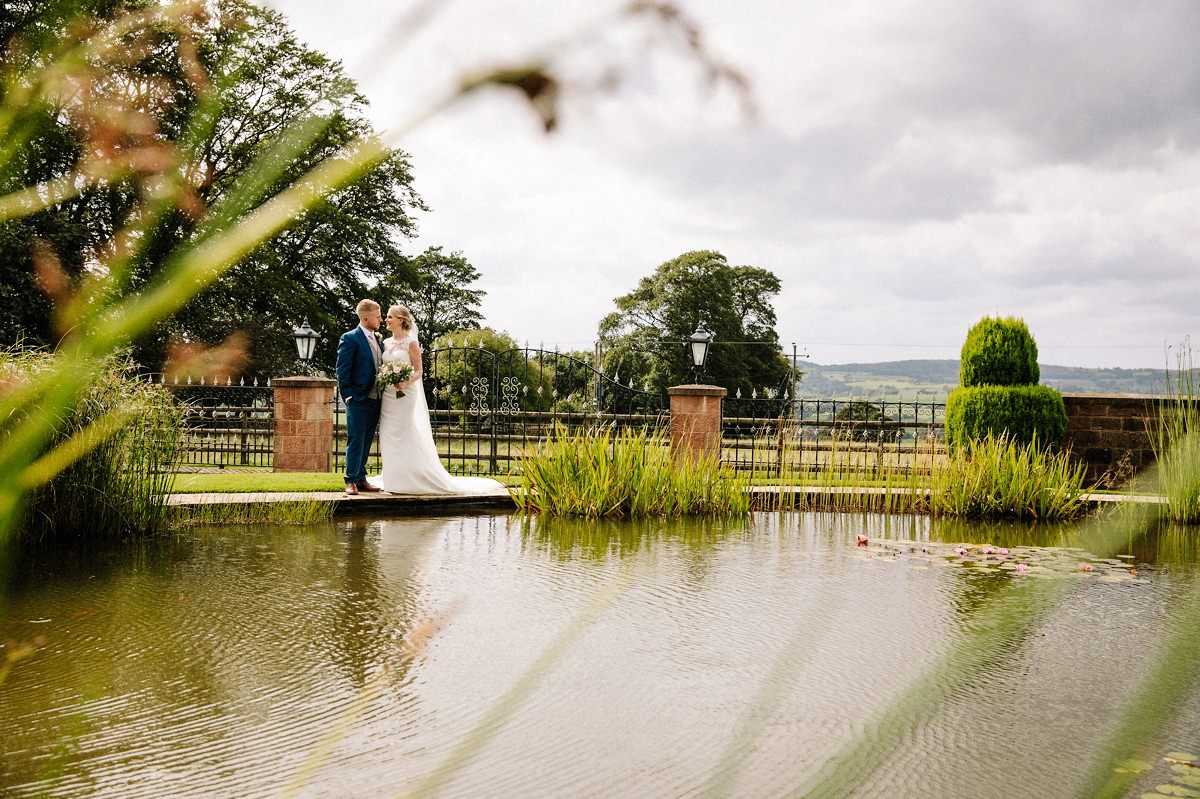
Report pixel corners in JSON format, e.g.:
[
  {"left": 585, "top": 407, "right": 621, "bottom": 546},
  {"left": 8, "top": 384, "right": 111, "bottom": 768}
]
[
  {"left": 1166, "top": 754, "right": 1199, "bottom": 764},
  {"left": 1115, "top": 759, "right": 1154, "bottom": 773},
  {"left": 1154, "top": 784, "right": 1200, "bottom": 797},
  {"left": 1172, "top": 775, "right": 1200, "bottom": 789}
]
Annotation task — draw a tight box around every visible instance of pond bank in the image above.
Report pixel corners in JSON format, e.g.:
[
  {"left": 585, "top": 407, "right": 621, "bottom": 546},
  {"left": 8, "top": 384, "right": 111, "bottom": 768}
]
[{"left": 165, "top": 486, "right": 1161, "bottom": 517}]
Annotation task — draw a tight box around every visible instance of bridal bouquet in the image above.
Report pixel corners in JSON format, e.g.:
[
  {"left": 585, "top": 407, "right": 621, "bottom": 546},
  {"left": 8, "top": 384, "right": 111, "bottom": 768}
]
[{"left": 376, "top": 362, "right": 414, "bottom": 397}]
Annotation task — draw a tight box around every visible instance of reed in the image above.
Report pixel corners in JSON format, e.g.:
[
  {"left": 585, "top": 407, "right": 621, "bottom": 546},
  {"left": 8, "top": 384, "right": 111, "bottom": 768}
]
[
  {"left": 514, "top": 424, "right": 749, "bottom": 517},
  {"left": 765, "top": 424, "right": 933, "bottom": 514},
  {"left": 928, "top": 431, "right": 1089, "bottom": 520},
  {"left": 9, "top": 350, "right": 184, "bottom": 542},
  {"left": 1149, "top": 342, "right": 1200, "bottom": 523},
  {"left": 169, "top": 497, "right": 332, "bottom": 525}
]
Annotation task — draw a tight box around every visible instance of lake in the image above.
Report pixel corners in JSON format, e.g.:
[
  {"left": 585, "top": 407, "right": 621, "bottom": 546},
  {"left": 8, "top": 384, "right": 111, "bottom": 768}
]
[{"left": 2, "top": 511, "right": 1198, "bottom": 798}]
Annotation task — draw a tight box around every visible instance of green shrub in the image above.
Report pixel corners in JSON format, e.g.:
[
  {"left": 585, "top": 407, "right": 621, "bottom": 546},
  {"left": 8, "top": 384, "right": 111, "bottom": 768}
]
[
  {"left": 945, "top": 385, "right": 1067, "bottom": 448},
  {"left": 959, "top": 316, "right": 1040, "bottom": 387},
  {"left": 7, "top": 350, "right": 184, "bottom": 542}
]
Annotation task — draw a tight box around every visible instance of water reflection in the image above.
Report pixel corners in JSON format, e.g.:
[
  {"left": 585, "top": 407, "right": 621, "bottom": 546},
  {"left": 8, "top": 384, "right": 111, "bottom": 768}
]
[{"left": 0, "top": 512, "right": 1196, "bottom": 798}]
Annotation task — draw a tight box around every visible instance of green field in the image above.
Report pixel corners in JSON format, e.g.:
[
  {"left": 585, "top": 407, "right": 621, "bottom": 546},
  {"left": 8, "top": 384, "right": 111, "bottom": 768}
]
[{"left": 800, "top": 359, "right": 1169, "bottom": 401}]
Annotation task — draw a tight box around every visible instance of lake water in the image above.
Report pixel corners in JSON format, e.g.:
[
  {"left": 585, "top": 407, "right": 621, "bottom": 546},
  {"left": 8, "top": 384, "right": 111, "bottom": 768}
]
[{"left": 2, "top": 511, "right": 1198, "bottom": 798}]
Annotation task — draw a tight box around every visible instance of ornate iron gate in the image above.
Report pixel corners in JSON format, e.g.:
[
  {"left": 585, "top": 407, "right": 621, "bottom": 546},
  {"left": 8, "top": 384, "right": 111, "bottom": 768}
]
[{"left": 333, "top": 344, "right": 669, "bottom": 477}]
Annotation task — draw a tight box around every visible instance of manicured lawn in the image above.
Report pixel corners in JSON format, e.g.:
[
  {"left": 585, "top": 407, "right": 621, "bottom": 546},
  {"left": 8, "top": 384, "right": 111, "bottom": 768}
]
[{"left": 168, "top": 472, "right": 345, "bottom": 493}]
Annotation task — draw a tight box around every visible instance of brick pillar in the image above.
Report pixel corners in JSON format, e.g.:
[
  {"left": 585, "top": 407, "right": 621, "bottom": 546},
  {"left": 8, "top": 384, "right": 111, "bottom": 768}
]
[
  {"left": 272, "top": 376, "right": 337, "bottom": 472},
  {"left": 668, "top": 384, "right": 727, "bottom": 461}
]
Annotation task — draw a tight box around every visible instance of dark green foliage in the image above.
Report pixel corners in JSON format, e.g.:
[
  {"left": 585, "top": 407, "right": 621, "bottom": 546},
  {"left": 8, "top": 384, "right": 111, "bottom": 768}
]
[
  {"left": 0, "top": 1, "right": 427, "bottom": 375},
  {"left": 599, "top": 250, "right": 791, "bottom": 396},
  {"left": 833, "top": 401, "right": 896, "bottom": 442},
  {"left": 944, "top": 385, "right": 1067, "bottom": 448},
  {"left": 959, "top": 316, "right": 1040, "bottom": 387},
  {"left": 376, "top": 246, "right": 485, "bottom": 346}
]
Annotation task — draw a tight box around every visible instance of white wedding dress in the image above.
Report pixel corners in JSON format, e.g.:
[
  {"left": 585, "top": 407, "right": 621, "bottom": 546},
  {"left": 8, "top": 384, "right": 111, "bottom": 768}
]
[{"left": 368, "top": 336, "right": 506, "bottom": 495}]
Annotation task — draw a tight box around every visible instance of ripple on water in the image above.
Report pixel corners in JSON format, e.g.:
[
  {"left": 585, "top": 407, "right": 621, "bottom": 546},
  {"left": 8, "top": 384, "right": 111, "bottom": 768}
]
[{"left": 1, "top": 512, "right": 1197, "bottom": 798}]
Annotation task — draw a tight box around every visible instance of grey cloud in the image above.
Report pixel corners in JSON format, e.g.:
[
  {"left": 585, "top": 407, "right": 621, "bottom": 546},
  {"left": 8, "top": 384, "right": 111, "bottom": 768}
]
[
  {"left": 616, "top": 119, "right": 999, "bottom": 228},
  {"left": 898, "top": 1, "right": 1200, "bottom": 164}
]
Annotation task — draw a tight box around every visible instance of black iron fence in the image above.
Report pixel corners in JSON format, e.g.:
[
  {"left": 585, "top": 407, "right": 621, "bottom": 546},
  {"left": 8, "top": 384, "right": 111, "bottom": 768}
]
[
  {"left": 159, "top": 359, "right": 947, "bottom": 479},
  {"left": 723, "top": 392, "right": 947, "bottom": 476},
  {"left": 154, "top": 375, "right": 275, "bottom": 468},
  {"left": 332, "top": 345, "right": 668, "bottom": 477}
]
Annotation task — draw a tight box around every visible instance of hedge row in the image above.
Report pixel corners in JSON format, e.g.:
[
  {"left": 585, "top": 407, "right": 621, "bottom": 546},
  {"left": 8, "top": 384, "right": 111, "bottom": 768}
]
[{"left": 944, "top": 385, "right": 1067, "bottom": 448}]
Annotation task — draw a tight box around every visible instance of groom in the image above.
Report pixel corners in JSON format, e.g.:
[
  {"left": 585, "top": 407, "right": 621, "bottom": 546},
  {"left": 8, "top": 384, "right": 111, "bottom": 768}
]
[{"left": 336, "top": 299, "right": 384, "bottom": 495}]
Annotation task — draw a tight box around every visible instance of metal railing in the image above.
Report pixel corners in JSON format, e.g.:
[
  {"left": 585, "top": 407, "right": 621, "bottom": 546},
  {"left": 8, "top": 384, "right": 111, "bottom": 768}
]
[
  {"left": 158, "top": 365, "right": 947, "bottom": 479},
  {"left": 722, "top": 394, "right": 947, "bottom": 476},
  {"left": 154, "top": 375, "right": 275, "bottom": 468},
  {"left": 332, "top": 345, "right": 668, "bottom": 477}
]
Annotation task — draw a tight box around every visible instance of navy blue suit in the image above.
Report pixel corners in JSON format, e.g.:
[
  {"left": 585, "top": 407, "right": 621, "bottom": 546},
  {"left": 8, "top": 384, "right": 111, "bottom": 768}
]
[{"left": 336, "top": 326, "right": 382, "bottom": 485}]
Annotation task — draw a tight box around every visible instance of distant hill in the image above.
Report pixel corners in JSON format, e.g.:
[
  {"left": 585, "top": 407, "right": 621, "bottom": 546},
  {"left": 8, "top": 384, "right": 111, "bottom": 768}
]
[{"left": 796, "top": 359, "right": 1170, "bottom": 401}]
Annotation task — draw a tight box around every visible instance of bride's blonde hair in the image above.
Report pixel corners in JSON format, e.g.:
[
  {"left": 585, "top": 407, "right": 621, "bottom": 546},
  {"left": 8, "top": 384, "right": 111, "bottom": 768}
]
[{"left": 388, "top": 304, "right": 415, "bottom": 334}]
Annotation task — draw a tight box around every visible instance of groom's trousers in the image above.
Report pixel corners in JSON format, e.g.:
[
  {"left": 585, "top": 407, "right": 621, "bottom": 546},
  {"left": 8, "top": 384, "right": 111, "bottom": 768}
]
[{"left": 343, "top": 396, "right": 381, "bottom": 484}]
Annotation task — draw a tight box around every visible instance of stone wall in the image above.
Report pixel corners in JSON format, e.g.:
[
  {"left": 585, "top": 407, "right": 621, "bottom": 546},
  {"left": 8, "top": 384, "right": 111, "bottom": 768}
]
[{"left": 1062, "top": 393, "right": 1165, "bottom": 486}]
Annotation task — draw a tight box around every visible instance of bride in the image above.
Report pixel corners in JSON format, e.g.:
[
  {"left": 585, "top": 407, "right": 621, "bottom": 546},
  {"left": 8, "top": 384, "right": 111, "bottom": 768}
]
[{"left": 369, "top": 305, "right": 506, "bottom": 495}]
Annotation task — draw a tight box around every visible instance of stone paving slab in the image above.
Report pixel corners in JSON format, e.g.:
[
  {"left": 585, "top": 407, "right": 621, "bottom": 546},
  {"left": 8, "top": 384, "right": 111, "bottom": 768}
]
[
  {"left": 167, "top": 489, "right": 515, "bottom": 515},
  {"left": 166, "top": 486, "right": 1161, "bottom": 518}
]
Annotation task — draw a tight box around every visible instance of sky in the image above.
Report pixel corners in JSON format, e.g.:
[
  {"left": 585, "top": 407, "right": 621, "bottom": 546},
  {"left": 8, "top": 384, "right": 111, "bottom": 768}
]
[{"left": 270, "top": 0, "right": 1199, "bottom": 368}]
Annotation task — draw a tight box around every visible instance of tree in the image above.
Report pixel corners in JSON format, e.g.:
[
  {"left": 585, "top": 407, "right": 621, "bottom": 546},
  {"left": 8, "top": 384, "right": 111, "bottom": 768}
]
[
  {"left": 599, "top": 250, "right": 790, "bottom": 396},
  {"left": 0, "top": 0, "right": 427, "bottom": 375},
  {"left": 426, "top": 327, "right": 553, "bottom": 418},
  {"left": 833, "top": 401, "right": 897, "bottom": 442},
  {"left": 376, "top": 246, "right": 485, "bottom": 346}
]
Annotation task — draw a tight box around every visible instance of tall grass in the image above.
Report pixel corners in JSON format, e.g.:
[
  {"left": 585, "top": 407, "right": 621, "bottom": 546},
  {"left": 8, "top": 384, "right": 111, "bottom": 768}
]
[
  {"left": 515, "top": 424, "right": 749, "bottom": 517},
  {"left": 755, "top": 420, "right": 1090, "bottom": 520},
  {"left": 764, "top": 425, "right": 934, "bottom": 514},
  {"left": 8, "top": 350, "right": 184, "bottom": 542},
  {"left": 1150, "top": 342, "right": 1200, "bottom": 523},
  {"left": 168, "top": 497, "right": 332, "bottom": 525},
  {"left": 928, "top": 432, "right": 1090, "bottom": 520}
]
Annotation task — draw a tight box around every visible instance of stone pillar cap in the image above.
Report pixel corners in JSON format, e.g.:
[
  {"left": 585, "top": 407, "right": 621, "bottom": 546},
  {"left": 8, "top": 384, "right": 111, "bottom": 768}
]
[
  {"left": 272, "top": 375, "right": 337, "bottom": 388},
  {"left": 667, "top": 384, "right": 727, "bottom": 397}
]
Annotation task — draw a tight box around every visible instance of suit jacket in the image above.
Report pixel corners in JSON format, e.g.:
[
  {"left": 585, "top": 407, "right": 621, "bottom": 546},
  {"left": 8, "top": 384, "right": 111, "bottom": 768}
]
[{"left": 335, "top": 326, "right": 381, "bottom": 403}]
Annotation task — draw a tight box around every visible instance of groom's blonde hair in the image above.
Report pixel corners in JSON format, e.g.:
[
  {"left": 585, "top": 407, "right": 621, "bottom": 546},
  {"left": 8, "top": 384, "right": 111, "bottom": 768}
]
[
  {"left": 355, "top": 299, "right": 380, "bottom": 317},
  {"left": 388, "top": 304, "right": 414, "bottom": 333}
]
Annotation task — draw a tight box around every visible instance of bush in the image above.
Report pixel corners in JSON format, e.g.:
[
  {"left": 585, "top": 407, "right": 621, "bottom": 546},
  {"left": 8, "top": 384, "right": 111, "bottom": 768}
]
[
  {"left": 7, "top": 351, "right": 185, "bottom": 542},
  {"left": 945, "top": 385, "right": 1068, "bottom": 448},
  {"left": 959, "top": 316, "right": 1040, "bottom": 387}
]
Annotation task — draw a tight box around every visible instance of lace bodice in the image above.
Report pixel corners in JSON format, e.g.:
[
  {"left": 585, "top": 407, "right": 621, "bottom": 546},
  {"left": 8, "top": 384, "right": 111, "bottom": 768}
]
[{"left": 383, "top": 336, "right": 415, "bottom": 365}]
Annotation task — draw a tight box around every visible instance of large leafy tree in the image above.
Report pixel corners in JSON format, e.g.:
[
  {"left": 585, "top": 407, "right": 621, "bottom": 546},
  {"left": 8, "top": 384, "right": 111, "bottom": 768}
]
[
  {"left": 0, "top": 0, "right": 427, "bottom": 375},
  {"left": 376, "top": 246, "right": 484, "bottom": 346},
  {"left": 599, "top": 250, "right": 790, "bottom": 396}
]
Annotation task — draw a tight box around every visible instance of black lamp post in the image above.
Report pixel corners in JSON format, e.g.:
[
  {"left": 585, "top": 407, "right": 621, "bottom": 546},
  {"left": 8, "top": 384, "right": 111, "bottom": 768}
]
[
  {"left": 687, "top": 322, "right": 713, "bottom": 383},
  {"left": 292, "top": 318, "right": 320, "bottom": 373}
]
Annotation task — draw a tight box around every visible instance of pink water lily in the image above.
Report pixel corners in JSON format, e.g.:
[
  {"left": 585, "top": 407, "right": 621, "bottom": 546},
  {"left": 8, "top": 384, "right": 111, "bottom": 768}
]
[
  {"left": 1077, "top": 562, "right": 1094, "bottom": 572},
  {"left": 981, "top": 545, "right": 995, "bottom": 555},
  {"left": 997, "top": 548, "right": 1009, "bottom": 557},
  {"left": 855, "top": 534, "right": 869, "bottom": 547},
  {"left": 954, "top": 546, "right": 967, "bottom": 556},
  {"left": 1014, "top": 563, "right": 1030, "bottom": 574}
]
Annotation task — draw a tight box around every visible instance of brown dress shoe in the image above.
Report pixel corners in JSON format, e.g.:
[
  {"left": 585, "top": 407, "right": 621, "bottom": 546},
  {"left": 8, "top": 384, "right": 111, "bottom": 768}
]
[
  {"left": 344, "top": 483, "right": 359, "bottom": 496},
  {"left": 356, "top": 482, "right": 382, "bottom": 493}
]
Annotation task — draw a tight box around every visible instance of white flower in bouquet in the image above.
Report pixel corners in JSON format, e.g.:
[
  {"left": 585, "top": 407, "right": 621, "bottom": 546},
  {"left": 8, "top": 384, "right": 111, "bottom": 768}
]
[{"left": 376, "top": 362, "right": 414, "bottom": 397}]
